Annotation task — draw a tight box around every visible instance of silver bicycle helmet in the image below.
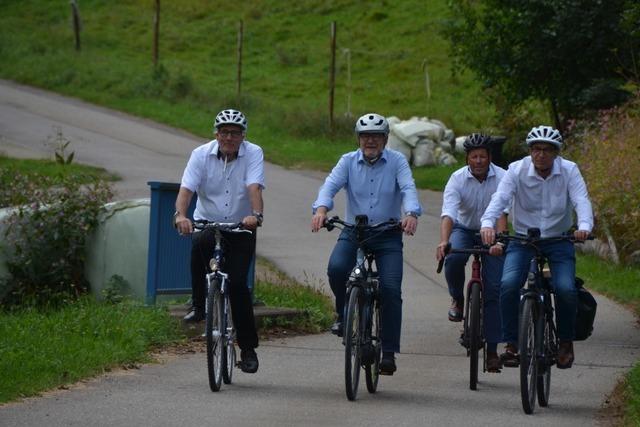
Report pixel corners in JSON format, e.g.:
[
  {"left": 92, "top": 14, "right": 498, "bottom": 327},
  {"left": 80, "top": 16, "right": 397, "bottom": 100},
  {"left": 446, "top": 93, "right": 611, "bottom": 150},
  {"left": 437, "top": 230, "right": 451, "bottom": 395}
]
[
  {"left": 526, "top": 125, "right": 562, "bottom": 148},
  {"left": 214, "top": 109, "right": 247, "bottom": 131},
  {"left": 355, "top": 113, "right": 389, "bottom": 135},
  {"left": 463, "top": 133, "right": 492, "bottom": 153}
]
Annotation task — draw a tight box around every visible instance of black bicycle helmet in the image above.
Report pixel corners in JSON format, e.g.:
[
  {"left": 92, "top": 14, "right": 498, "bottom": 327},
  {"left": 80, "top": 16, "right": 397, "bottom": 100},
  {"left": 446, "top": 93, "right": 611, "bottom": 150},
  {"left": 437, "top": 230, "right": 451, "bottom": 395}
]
[{"left": 463, "top": 133, "right": 492, "bottom": 153}]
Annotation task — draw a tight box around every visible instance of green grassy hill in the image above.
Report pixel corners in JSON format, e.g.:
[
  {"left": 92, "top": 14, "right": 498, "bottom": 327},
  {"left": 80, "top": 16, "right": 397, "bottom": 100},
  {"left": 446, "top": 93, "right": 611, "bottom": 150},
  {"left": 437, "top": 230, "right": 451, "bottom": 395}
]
[{"left": 0, "top": 0, "right": 492, "bottom": 171}]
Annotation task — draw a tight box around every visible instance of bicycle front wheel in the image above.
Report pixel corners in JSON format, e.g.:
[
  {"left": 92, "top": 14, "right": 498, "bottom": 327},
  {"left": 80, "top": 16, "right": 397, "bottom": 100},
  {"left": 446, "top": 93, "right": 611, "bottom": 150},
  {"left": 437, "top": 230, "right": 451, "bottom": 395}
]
[
  {"left": 365, "top": 295, "right": 381, "bottom": 394},
  {"left": 222, "top": 296, "right": 235, "bottom": 385},
  {"left": 519, "top": 297, "right": 538, "bottom": 414},
  {"left": 206, "top": 280, "right": 224, "bottom": 392},
  {"left": 468, "top": 281, "right": 482, "bottom": 391},
  {"left": 344, "top": 285, "right": 362, "bottom": 401},
  {"left": 537, "top": 310, "right": 553, "bottom": 407}
]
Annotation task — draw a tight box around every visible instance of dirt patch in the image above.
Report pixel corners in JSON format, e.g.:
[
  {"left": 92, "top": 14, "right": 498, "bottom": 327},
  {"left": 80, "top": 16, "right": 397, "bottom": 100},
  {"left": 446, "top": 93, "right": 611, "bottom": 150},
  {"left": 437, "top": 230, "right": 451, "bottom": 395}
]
[{"left": 596, "top": 377, "right": 627, "bottom": 426}]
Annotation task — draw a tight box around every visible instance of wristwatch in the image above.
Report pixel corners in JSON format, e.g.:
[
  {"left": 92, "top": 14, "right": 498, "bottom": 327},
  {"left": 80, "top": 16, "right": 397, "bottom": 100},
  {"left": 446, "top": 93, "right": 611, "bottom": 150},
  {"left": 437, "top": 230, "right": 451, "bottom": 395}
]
[
  {"left": 405, "top": 211, "right": 419, "bottom": 219},
  {"left": 252, "top": 211, "right": 264, "bottom": 226},
  {"left": 172, "top": 211, "right": 181, "bottom": 228}
]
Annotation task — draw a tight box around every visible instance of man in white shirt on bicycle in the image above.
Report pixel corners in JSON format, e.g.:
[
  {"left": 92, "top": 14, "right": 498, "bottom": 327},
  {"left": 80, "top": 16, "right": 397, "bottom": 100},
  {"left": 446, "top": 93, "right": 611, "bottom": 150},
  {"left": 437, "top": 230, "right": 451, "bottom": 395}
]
[
  {"left": 436, "top": 133, "right": 507, "bottom": 372},
  {"left": 480, "top": 125, "right": 593, "bottom": 369},
  {"left": 311, "top": 113, "right": 422, "bottom": 375},
  {"left": 174, "top": 109, "right": 264, "bottom": 374}
]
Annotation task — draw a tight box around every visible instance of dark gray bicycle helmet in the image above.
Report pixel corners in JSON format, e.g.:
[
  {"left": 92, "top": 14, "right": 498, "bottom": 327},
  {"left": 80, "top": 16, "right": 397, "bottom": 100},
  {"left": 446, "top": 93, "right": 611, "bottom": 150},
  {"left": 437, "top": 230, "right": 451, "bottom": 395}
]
[
  {"left": 463, "top": 133, "right": 492, "bottom": 153},
  {"left": 214, "top": 109, "right": 247, "bottom": 131},
  {"left": 355, "top": 113, "right": 389, "bottom": 135},
  {"left": 526, "top": 125, "right": 562, "bottom": 148}
]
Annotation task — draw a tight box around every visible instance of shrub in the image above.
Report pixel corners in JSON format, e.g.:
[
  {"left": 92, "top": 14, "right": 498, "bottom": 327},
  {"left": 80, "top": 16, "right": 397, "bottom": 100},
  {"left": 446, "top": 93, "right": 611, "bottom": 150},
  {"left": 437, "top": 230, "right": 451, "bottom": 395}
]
[
  {"left": 1, "top": 174, "right": 112, "bottom": 308},
  {"left": 566, "top": 95, "right": 640, "bottom": 263}
]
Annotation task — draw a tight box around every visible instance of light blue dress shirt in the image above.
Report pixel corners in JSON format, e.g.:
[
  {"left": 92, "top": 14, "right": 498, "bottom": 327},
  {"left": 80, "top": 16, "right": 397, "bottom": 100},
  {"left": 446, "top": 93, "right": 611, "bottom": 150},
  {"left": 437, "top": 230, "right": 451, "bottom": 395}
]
[{"left": 312, "top": 148, "right": 422, "bottom": 224}]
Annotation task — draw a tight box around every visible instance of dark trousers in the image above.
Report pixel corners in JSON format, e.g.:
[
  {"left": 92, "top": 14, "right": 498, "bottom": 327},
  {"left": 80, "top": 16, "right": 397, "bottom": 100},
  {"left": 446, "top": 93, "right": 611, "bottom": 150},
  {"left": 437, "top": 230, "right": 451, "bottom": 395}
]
[{"left": 191, "top": 229, "right": 258, "bottom": 351}]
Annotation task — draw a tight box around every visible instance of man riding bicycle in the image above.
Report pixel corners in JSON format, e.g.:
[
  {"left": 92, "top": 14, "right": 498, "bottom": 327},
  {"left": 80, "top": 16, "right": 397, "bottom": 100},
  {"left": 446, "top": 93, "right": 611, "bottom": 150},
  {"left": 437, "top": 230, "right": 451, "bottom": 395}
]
[
  {"left": 311, "top": 113, "right": 422, "bottom": 375},
  {"left": 480, "top": 125, "right": 594, "bottom": 369},
  {"left": 436, "top": 133, "right": 507, "bottom": 372},
  {"left": 174, "top": 109, "right": 264, "bottom": 374}
]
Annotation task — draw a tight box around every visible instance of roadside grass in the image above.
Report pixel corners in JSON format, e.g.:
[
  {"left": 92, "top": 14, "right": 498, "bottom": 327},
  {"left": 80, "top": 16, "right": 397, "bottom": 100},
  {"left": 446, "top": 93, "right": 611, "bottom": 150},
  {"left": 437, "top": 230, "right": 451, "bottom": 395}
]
[
  {"left": 254, "top": 257, "right": 334, "bottom": 333},
  {"left": 576, "top": 253, "right": 640, "bottom": 425},
  {"left": 0, "top": 298, "right": 183, "bottom": 404},
  {"left": 0, "top": 0, "right": 489, "bottom": 180},
  {"left": 0, "top": 155, "right": 119, "bottom": 184}
]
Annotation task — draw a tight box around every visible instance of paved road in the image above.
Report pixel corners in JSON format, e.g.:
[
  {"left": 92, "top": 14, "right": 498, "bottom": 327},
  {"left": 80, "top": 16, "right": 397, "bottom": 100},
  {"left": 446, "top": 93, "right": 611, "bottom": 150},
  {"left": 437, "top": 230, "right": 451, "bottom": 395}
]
[{"left": 1, "top": 79, "right": 638, "bottom": 426}]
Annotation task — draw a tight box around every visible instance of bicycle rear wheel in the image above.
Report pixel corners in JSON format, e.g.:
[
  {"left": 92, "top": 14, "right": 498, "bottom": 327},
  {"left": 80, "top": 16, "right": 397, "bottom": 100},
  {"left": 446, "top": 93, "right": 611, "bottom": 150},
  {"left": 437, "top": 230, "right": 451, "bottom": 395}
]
[
  {"left": 365, "top": 295, "right": 381, "bottom": 394},
  {"left": 206, "top": 280, "right": 224, "bottom": 392},
  {"left": 519, "top": 297, "right": 538, "bottom": 414},
  {"left": 537, "top": 311, "right": 553, "bottom": 406},
  {"left": 222, "top": 296, "right": 235, "bottom": 385},
  {"left": 468, "top": 281, "right": 482, "bottom": 391},
  {"left": 344, "top": 285, "right": 362, "bottom": 401}
]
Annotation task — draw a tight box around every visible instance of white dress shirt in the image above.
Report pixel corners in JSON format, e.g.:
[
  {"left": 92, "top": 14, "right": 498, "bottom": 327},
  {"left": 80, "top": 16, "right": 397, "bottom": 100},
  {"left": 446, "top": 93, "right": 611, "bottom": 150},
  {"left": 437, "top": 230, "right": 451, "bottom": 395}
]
[
  {"left": 180, "top": 140, "right": 265, "bottom": 222},
  {"left": 481, "top": 156, "right": 593, "bottom": 237},
  {"left": 441, "top": 163, "right": 506, "bottom": 230}
]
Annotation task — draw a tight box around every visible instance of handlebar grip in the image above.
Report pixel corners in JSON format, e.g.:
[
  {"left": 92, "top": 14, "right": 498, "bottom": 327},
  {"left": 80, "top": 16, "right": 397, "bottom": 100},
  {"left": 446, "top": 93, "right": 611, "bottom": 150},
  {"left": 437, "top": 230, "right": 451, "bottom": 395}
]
[{"left": 436, "top": 243, "right": 451, "bottom": 274}]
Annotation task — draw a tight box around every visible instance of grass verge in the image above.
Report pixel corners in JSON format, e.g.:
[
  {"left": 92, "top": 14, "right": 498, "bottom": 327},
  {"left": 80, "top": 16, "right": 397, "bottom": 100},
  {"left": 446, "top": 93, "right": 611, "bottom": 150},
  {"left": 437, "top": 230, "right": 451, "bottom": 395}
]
[
  {"left": 0, "top": 298, "right": 182, "bottom": 404},
  {"left": 577, "top": 253, "right": 640, "bottom": 425}
]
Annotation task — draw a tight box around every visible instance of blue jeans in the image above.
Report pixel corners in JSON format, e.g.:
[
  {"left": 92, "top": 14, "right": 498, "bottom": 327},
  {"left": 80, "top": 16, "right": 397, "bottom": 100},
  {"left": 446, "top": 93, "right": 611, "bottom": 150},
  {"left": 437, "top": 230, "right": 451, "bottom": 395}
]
[
  {"left": 327, "top": 228, "right": 403, "bottom": 353},
  {"left": 501, "top": 239, "right": 577, "bottom": 344},
  {"left": 444, "top": 225, "right": 504, "bottom": 346}
]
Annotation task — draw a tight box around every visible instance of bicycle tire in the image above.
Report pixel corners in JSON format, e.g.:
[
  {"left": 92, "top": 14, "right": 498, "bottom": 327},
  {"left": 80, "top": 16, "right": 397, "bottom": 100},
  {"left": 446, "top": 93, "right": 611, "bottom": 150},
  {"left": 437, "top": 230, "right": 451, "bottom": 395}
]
[
  {"left": 537, "top": 307, "right": 553, "bottom": 407},
  {"left": 365, "top": 294, "right": 381, "bottom": 393},
  {"left": 206, "top": 280, "right": 224, "bottom": 392},
  {"left": 344, "top": 285, "right": 362, "bottom": 401},
  {"left": 468, "top": 281, "right": 482, "bottom": 391},
  {"left": 519, "top": 297, "right": 538, "bottom": 414},
  {"left": 222, "top": 295, "right": 235, "bottom": 384}
]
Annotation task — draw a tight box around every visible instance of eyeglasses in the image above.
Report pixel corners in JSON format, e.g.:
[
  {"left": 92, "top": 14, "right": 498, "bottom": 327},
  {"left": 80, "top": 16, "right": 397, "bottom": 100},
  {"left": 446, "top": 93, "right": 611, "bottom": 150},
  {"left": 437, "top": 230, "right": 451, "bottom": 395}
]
[
  {"left": 218, "top": 130, "right": 244, "bottom": 138},
  {"left": 359, "top": 133, "right": 386, "bottom": 141},
  {"left": 530, "top": 146, "right": 556, "bottom": 155}
]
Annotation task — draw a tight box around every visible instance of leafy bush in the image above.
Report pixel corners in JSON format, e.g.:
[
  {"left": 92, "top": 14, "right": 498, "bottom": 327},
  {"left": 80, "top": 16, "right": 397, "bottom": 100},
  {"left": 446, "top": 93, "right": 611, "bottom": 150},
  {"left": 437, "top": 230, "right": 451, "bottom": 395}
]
[
  {"left": 1, "top": 174, "right": 112, "bottom": 308},
  {"left": 566, "top": 95, "right": 640, "bottom": 263}
]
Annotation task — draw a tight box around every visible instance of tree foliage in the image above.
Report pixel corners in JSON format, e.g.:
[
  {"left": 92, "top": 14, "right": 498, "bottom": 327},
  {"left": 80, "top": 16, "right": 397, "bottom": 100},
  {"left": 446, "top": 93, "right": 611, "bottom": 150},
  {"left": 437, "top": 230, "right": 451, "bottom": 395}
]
[{"left": 443, "top": 0, "right": 639, "bottom": 129}]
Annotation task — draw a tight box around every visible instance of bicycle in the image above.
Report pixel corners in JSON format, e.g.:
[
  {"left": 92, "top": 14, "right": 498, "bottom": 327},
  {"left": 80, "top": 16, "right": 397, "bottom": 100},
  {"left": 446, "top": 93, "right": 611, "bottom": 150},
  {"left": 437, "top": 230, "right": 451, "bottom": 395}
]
[
  {"left": 193, "top": 220, "right": 252, "bottom": 392},
  {"left": 324, "top": 215, "right": 400, "bottom": 401},
  {"left": 496, "top": 228, "right": 591, "bottom": 414},
  {"left": 437, "top": 242, "right": 493, "bottom": 391}
]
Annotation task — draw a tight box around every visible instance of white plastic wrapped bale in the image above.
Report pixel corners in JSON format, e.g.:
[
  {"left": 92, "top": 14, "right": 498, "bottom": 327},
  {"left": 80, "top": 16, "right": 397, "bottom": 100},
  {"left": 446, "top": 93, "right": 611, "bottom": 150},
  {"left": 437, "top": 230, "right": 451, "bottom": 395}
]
[
  {"left": 386, "top": 116, "right": 401, "bottom": 127},
  {"left": 412, "top": 138, "right": 437, "bottom": 167},
  {"left": 454, "top": 136, "right": 467, "bottom": 153},
  {"left": 443, "top": 129, "right": 456, "bottom": 151},
  {"left": 393, "top": 120, "right": 444, "bottom": 147},
  {"left": 386, "top": 132, "right": 412, "bottom": 162}
]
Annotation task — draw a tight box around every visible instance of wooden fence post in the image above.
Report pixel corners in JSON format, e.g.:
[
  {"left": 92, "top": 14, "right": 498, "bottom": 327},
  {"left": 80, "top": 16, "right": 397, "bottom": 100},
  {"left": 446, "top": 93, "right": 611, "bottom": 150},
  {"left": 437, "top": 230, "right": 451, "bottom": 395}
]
[
  {"left": 70, "top": 0, "right": 81, "bottom": 51},
  {"left": 329, "top": 21, "right": 337, "bottom": 135},
  {"left": 237, "top": 20, "right": 244, "bottom": 106},
  {"left": 153, "top": 0, "right": 160, "bottom": 66}
]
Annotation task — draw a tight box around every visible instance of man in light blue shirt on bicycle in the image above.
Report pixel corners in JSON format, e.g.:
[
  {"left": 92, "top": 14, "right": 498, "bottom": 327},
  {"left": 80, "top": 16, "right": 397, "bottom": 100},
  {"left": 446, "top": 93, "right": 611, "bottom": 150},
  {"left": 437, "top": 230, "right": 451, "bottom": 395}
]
[{"left": 311, "top": 113, "right": 422, "bottom": 375}]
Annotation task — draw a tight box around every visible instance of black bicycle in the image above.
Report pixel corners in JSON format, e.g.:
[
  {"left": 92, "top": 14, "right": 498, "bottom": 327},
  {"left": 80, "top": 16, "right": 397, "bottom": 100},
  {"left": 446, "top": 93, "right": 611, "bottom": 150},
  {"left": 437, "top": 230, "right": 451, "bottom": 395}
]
[
  {"left": 496, "top": 229, "right": 591, "bottom": 414},
  {"left": 324, "top": 215, "right": 400, "bottom": 401},
  {"left": 437, "top": 243, "right": 492, "bottom": 390},
  {"left": 193, "top": 220, "right": 251, "bottom": 392}
]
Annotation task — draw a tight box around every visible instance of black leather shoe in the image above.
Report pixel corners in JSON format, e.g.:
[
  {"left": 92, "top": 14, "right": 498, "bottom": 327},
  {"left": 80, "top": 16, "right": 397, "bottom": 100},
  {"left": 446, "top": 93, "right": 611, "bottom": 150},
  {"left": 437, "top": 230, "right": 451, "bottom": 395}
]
[
  {"left": 183, "top": 307, "right": 205, "bottom": 323},
  {"left": 379, "top": 352, "right": 396, "bottom": 375},
  {"left": 330, "top": 321, "right": 343, "bottom": 337},
  {"left": 239, "top": 349, "right": 259, "bottom": 373},
  {"left": 448, "top": 298, "right": 464, "bottom": 322}
]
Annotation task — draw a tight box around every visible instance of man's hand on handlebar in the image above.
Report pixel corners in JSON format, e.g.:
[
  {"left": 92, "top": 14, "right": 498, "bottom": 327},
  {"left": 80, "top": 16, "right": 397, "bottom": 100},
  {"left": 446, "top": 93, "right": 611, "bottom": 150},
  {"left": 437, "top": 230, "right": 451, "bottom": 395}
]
[
  {"left": 175, "top": 215, "right": 193, "bottom": 236},
  {"left": 574, "top": 229, "right": 590, "bottom": 242},
  {"left": 311, "top": 209, "right": 328, "bottom": 233},
  {"left": 480, "top": 226, "right": 496, "bottom": 246},
  {"left": 401, "top": 215, "right": 417, "bottom": 236}
]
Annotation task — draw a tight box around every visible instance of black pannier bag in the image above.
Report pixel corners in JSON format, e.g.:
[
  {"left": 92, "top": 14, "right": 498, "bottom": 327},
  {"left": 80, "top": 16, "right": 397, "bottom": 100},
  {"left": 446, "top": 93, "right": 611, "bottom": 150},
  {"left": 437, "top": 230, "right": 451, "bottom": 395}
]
[{"left": 574, "top": 277, "right": 597, "bottom": 341}]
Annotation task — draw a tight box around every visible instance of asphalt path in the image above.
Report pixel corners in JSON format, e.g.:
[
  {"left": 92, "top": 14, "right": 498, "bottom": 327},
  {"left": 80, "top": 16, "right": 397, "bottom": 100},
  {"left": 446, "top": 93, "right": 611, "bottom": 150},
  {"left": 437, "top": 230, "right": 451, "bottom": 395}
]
[{"left": 1, "top": 79, "right": 638, "bottom": 426}]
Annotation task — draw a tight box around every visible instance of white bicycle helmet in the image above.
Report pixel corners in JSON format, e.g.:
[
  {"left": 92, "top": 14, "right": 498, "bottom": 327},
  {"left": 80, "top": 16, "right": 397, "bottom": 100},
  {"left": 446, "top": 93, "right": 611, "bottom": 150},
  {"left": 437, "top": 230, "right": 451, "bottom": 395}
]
[
  {"left": 355, "top": 113, "right": 389, "bottom": 135},
  {"left": 526, "top": 125, "right": 562, "bottom": 148},
  {"left": 214, "top": 109, "right": 247, "bottom": 131}
]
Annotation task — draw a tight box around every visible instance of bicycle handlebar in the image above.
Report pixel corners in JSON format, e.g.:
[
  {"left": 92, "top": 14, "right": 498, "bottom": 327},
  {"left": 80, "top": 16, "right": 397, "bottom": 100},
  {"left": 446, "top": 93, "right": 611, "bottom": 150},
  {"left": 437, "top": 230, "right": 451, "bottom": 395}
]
[
  {"left": 323, "top": 216, "right": 401, "bottom": 232},
  {"left": 495, "top": 232, "right": 594, "bottom": 245},
  {"left": 193, "top": 220, "right": 251, "bottom": 234},
  {"left": 436, "top": 243, "right": 492, "bottom": 274}
]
